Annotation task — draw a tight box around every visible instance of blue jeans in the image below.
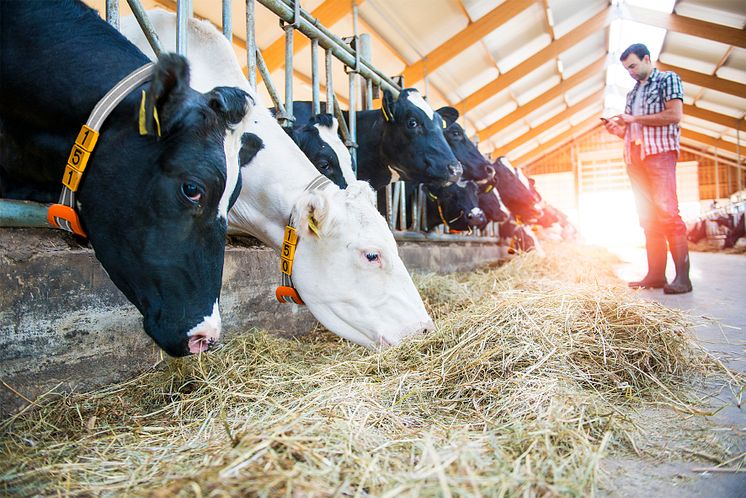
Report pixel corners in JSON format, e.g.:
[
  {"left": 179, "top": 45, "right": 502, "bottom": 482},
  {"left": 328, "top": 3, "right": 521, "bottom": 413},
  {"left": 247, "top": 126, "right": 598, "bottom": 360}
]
[{"left": 626, "top": 145, "right": 687, "bottom": 238}]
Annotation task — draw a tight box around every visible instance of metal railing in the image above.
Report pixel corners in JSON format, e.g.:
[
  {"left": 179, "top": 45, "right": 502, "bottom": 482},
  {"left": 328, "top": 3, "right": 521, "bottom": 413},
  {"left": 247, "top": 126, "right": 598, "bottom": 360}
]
[{"left": 118, "top": 0, "right": 501, "bottom": 244}]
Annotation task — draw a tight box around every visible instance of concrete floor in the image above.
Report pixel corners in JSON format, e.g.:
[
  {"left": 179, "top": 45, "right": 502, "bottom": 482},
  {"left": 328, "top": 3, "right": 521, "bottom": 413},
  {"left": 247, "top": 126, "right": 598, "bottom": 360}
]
[{"left": 604, "top": 247, "right": 745, "bottom": 497}]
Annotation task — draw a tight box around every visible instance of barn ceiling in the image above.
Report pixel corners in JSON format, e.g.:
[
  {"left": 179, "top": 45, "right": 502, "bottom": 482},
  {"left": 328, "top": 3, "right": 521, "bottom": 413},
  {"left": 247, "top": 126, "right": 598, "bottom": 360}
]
[{"left": 87, "top": 0, "right": 746, "bottom": 168}]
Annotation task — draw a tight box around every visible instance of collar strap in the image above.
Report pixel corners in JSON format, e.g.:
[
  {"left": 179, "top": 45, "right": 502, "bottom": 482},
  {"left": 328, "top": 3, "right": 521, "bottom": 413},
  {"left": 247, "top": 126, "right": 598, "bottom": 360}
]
[
  {"left": 276, "top": 175, "right": 333, "bottom": 305},
  {"left": 48, "top": 63, "right": 156, "bottom": 238}
]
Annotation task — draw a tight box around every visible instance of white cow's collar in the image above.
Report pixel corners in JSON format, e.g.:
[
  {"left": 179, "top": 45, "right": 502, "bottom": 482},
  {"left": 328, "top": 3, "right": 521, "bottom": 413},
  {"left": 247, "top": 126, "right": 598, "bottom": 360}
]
[{"left": 275, "top": 175, "right": 333, "bottom": 305}]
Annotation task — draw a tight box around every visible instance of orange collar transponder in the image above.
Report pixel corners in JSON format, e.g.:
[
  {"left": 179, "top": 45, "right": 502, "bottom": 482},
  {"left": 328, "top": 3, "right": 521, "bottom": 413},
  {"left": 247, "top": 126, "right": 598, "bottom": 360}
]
[
  {"left": 47, "top": 63, "right": 156, "bottom": 238},
  {"left": 276, "top": 175, "right": 333, "bottom": 305}
]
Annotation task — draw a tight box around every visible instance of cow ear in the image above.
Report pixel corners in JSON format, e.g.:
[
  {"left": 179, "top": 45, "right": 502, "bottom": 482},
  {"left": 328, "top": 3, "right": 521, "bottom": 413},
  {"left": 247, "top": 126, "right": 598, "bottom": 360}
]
[
  {"left": 142, "top": 53, "right": 191, "bottom": 136},
  {"left": 381, "top": 89, "right": 396, "bottom": 123},
  {"left": 207, "top": 86, "right": 251, "bottom": 127},
  {"left": 238, "top": 132, "right": 264, "bottom": 166},
  {"left": 437, "top": 106, "right": 459, "bottom": 126},
  {"left": 345, "top": 180, "right": 376, "bottom": 206},
  {"left": 293, "top": 189, "right": 334, "bottom": 238}
]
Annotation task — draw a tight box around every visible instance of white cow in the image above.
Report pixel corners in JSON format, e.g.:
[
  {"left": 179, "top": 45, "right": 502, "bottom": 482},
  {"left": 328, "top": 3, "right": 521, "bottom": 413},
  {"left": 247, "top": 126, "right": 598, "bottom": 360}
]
[{"left": 120, "top": 10, "right": 434, "bottom": 347}]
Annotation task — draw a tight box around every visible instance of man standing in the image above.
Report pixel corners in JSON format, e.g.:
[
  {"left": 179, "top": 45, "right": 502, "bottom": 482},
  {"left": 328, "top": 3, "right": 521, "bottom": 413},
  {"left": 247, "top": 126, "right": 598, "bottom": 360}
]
[{"left": 603, "top": 43, "right": 692, "bottom": 294}]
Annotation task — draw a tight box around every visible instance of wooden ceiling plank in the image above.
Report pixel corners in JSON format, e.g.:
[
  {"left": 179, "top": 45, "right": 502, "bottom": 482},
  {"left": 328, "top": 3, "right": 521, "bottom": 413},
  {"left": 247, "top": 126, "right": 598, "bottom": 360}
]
[
  {"left": 456, "top": 5, "right": 613, "bottom": 113},
  {"left": 492, "top": 88, "right": 604, "bottom": 156},
  {"left": 477, "top": 54, "right": 606, "bottom": 141},
  {"left": 657, "top": 62, "right": 746, "bottom": 99},
  {"left": 684, "top": 104, "right": 743, "bottom": 130},
  {"left": 681, "top": 129, "right": 740, "bottom": 154},
  {"left": 621, "top": 5, "right": 746, "bottom": 49},
  {"left": 402, "top": 0, "right": 536, "bottom": 85}
]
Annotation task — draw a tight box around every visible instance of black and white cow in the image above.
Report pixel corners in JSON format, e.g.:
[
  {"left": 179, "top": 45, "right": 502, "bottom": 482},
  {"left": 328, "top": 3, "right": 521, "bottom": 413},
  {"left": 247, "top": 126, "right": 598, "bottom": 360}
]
[
  {"left": 0, "top": 1, "right": 249, "bottom": 357},
  {"left": 279, "top": 113, "right": 354, "bottom": 189},
  {"left": 492, "top": 156, "right": 542, "bottom": 223},
  {"left": 418, "top": 181, "right": 486, "bottom": 232},
  {"left": 293, "top": 90, "right": 462, "bottom": 190}
]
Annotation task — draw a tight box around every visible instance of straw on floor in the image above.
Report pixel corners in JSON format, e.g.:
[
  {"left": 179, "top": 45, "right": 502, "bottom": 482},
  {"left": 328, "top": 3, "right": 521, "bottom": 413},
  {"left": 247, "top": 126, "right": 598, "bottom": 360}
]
[{"left": 1, "top": 242, "right": 741, "bottom": 497}]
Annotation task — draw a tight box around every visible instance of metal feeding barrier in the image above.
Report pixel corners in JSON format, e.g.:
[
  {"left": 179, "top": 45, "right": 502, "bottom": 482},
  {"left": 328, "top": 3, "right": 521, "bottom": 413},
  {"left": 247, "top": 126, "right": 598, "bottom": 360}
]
[{"left": 0, "top": 0, "right": 501, "bottom": 244}]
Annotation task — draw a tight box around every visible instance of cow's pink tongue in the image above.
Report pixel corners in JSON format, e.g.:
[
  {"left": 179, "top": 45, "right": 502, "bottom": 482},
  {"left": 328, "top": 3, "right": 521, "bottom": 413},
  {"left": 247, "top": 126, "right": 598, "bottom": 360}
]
[{"left": 188, "top": 336, "right": 210, "bottom": 354}]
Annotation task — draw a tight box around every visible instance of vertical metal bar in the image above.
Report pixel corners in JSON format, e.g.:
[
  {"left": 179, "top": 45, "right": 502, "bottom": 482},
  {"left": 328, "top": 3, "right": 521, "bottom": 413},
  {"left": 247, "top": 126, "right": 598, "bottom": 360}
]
[
  {"left": 391, "top": 182, "right": 401, "bottom": 230},
  {"left": 348, "top": 71, "right": 357, "bottom": 174},
  {"left": 386, "top": 184, "right": 393, "bottom": 229},
  {"left": 411, "top": 185, "right": 419, "bottom": 231},
  {"left": 176, "top": 0, "right": 192, "bottom": 56},
  {"left": 715, "top": 150, "right": 720, "bottom": 200},
  {"left": 284, "top": 22, "right": 294, "bottom": 126},
  {"left": 738, "top": 124, "right": 743, "bottom": 191},
  {"left": 126, "top": 0, "right": 163, "bottom": 57},
  {"left": 222, "top": 0, "right": 232, "bottom": 41},
  {"left": 246, "top": 0, "right": 257, "bottom": 90},
  {"left": 399, "top": 181, "right": 407, "bottom": 231},
  {"left": 325, "top": 49, "right": 334, "bottom": 109},
  {"left": 106, "top": 0, "right": 119, "bottom": 30},
  {"left": 311, "top": 38, "right": 320, "bottom": 114},
  {"left": 418, "top": 186, "right": 426, "bottom": 232},
  {"left": 359, "top": 33, "right": 373, "bottom": 110},
  {"left": 256, "top": 49, "right": 286, "bottom": 115}
]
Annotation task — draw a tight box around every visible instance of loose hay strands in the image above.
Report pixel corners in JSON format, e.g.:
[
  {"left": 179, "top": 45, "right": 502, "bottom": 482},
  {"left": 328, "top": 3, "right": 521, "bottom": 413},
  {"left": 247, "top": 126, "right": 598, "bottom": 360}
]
[{"left": 1, "top": 242, "right": 741, "bottom": 497}]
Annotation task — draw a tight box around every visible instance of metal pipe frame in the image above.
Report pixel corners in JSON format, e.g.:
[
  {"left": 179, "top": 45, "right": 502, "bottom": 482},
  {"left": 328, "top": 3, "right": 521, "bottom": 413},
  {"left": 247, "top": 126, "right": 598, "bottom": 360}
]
[
  {"left": 176, "top": 0, "right": 192, "bottom": 56},
  {"left": 256, "top": 49, "right": 287, "bottom": 116},
  {"left": 126, "top": 0, "right": 163, "bottom": 57},
  {"left": 246, "top": 0, "right": 257, "bottom": 90},
  {"left": 394, "top": 232, "right": 499, "bottom": 244},
  {"left": 0, "top": 200, "right": 52, "bottom": 229},
  {"left": 311, "top": 38, "right": 321, "bottom": 114},
  {"left": 222, "top": 0, "right": 232, "bottom": 41},
  {"left": 256, "top": 0, "right": 402, "bottom": 96},
  {"left": 106, "top": 0, "right": 119, "bottom": 30},
  {"left": 325, "top": 48, "right": 334, "bottom": 110}
]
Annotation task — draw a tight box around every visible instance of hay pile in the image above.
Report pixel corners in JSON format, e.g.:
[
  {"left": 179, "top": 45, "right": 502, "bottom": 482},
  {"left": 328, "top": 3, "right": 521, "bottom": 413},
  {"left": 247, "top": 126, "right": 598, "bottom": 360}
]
[{"left": 1, "top": 243, "right": 740, "bottom": 496}]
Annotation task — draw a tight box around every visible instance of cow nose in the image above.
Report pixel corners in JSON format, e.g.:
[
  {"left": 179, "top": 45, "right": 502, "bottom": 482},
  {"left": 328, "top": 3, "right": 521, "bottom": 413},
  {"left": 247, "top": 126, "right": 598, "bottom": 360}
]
[
  {"left": 187, "top": 313, "right": 221, "bottom": 354},
  {"left": 467, "top": 208, "right": 486, "bottom": 227},
  {"left": 448, "top": 162, "right": 463, "bottom": 182}
]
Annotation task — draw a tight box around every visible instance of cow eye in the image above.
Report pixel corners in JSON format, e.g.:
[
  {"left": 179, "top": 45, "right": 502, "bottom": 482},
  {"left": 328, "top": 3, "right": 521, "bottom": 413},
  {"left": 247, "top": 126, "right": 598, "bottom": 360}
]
[
  {"left": 407, "top": 118, "right": 418, "bottom": 129},
  {"left": 318, "top": 159, "right": 330, "bottom": 171},
  {"left": 181, "top": 182, "right": 204, "bottom": 204},
  {"left": 363, "top": 251, "right": 381, "bottom": 264}
]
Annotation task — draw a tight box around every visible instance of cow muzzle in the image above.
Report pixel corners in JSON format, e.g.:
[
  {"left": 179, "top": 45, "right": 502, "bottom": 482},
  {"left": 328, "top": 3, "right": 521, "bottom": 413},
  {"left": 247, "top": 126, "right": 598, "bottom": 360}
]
[
  {"left": 186, "top": 311, "right": 222, "bottom": 354},
  {"left": 467, "top": 207, "right": 486, "bottom": 227}
]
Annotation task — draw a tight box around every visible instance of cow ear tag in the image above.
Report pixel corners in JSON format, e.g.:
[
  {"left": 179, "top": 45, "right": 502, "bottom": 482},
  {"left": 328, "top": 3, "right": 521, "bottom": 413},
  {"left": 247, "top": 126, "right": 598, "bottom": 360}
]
[
  {"left": 307, "top": 215, "right": 321, "bottom": 237},
  {"left": 138, "top": 90, "right": 161, "bottom": 137}
]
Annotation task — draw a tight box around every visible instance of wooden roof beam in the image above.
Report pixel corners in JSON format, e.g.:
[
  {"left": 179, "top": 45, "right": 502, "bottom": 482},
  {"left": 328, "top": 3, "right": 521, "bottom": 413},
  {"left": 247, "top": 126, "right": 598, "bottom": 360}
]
[
  {"left": 401, "top": 0, "right": 536, "bottom": 85},
  {"left": 681, "top": 128, "right": 742, "bottom": 155},
  {"left": 477, "top": 54, "right": 606, "bottom": 141},
  {"left": 492, "top": 88, "right": 604, "bottom": 156},
  {"left": 455, "top": 5, "right": 613, "bottom": 113},
  {"left": 513, "top": 116, "right": 602, "bottom": 167},
  {"left": 657, "top": 62, "right": 746, "bottom": 99},
  {"left": 620, "top": 4, "right": 746, "bottom": 49},
  {"left": 684, "top": 104, "right": 745, "bottom": 130}
]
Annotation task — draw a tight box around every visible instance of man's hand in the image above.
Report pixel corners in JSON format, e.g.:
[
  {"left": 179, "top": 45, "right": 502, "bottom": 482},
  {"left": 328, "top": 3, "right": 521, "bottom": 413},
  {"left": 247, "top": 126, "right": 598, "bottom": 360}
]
[
  {"left": 603, "top": 116, "right": 625, "bottom": 138},
  {"left": 619, "top": 113, "right": 636, "bottom": 124}
]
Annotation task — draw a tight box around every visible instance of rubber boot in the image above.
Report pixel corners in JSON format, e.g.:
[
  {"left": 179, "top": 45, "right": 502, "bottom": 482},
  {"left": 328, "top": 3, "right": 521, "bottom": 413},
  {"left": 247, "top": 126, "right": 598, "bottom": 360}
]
[
  {"left": 664, "top": 233, "right": 693, "bottom": 294},
  {"left": 629, "top": 233, "right": 668, "bottom": 289}
]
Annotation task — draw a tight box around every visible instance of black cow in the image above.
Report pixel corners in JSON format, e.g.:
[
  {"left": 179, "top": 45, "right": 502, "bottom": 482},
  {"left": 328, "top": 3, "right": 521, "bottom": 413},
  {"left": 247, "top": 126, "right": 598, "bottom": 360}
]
[
  {"left": 478, "top": 189, "right": 509, "bottom": 223},
  {"left": 0, "top": 1, "right": 249, "bottom": 357},
  {"left": 407, "top": 181, "right": 485, "bottom": 232},
  {"left": 437, "top": 107, "right": 495, "bottom": 183},
  {"left": 292, "top": 89, "right": 462, "bottom": 190},
  {"left": 723, "top": 213, "right": 745, "bottom": 249},
  {"left": 492, "top": 157, "right": 542, "bottom": 223}
]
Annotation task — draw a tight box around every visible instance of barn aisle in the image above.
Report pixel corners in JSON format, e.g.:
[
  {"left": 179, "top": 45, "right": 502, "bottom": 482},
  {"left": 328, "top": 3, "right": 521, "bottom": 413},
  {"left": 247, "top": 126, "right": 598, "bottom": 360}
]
[{"left": 603, "top": 247, "right": 746, "bottom": 497}]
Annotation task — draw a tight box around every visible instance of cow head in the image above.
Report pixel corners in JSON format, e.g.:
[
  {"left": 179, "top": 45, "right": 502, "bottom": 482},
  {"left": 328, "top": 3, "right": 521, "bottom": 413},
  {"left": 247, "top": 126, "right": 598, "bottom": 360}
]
[
  {"left": 79, "top": 54, "right": 249, "bottom": 357},
  {"left": 426, "top": 180, "right": 485, "bottom": 232},
  {"left": 492, "top": 156, "right": 542, "bottom": 223},
  {"left": 379, "top": 89, "right": 462, "bottom": 187},
  {"left": 287, "top": 114, "right": 353, "bottom": 189},
  {"left": 288, "top": 181, "right": 434, "bottom": 347},
  {"left": 478, "top": 189, "right": 509, "bottom": 223},
  {"left": 437, "top": 106, "right": 495, "bottom": 185}
]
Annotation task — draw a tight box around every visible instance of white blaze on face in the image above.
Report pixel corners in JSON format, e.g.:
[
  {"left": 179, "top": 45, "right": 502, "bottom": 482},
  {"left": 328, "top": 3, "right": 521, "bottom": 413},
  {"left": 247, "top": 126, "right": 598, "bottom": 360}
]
[
  {"left": 291, "top": 181, "right": 434, "bottom": 347},
  {"left": 314, "top": 119, "right": 356, "bottom": 186},
  {"left": 405, "top": 90, "right": 434, "bottom": 121},
  {"left": 187, "top": 300, "right": 221, "bottom": 354},
  {"left": 217, "top": 114, "right": 249, "bottom": 220}
]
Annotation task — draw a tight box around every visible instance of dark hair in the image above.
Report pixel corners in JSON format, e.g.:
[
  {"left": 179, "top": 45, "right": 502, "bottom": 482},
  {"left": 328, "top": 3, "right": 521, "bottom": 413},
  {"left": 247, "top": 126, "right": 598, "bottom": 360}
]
[{"left": 620, "top": 43, "right": 650, "bottom": 62}]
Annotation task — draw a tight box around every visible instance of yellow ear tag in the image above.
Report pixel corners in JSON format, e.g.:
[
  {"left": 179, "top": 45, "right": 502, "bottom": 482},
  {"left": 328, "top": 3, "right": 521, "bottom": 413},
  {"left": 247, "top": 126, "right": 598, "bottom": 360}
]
[
  {"left": 307, "top": 215, "right": 321, "bottom": 237},
  {"left": 485, "top": 184, "right": 493, "bottom": 193},
  {"left": 138, "top": 90, "right": 161, "bottom": 137},
  {"left": 427, "top": 191, "right": 438, "bottom": 201},
  {"left": 442, "top": 120, "right": 446, "bottom": 129},
  {"left": 381, "top": 105, "right": 390, "bottom": 122}
]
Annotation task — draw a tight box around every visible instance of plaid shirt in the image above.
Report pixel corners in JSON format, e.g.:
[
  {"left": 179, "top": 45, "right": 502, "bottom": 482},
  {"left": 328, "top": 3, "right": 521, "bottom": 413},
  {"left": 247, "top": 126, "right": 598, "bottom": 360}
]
[{"left": 624, "top": 68, "right": 684, "bottom": 162}]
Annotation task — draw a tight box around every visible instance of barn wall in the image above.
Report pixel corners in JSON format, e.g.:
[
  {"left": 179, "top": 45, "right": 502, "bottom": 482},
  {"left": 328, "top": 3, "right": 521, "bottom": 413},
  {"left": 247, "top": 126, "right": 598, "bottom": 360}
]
[
  {"left": 0, "top": 229, "right": 500, "bottom": 416},
  {"left": 524, "top": 127, "right": 745, "bottom": 203}
]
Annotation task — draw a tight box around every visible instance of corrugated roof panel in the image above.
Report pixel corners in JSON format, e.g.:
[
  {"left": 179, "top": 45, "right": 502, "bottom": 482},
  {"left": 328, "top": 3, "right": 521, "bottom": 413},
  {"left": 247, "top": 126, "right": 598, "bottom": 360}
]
[
  {"left": 559, "top": 30, "right": 606, "bottom": 73},
  {"left": 660, "top": 32, "right": 730, "bottom": 73},
  {"left": 570, "top": 103, "right": 604, "bottom": 125},
  {"left": 465, "top": 89, "right": 516, "bottom": 125},
  {"left": 565, "top": 77, "right": 604, "bottom": 106},
  {"left": 536, "top": 122, "right": 571, "bottom": 144},
  {"left": 526, "top": 100, "right": 567, "bottom": 129},
  {"left": 681, "top": 122, "right": 723, "bottom": 139},
  {"left": 482, "top": 3, "right": 548, "bottom": 73},
  {"left": 510, "top": 139, "right": 540, "bottom": 159},
  {"left": 510, "top": 60, "right": 559, "bottom": 104},
  {"left": 494, "top": 121, "right": 531, "bottom": 148},
  {"left": 361, "top": 0, "right": 468, "bottom": 60},
  {"left": 551, "top": 0, "right": 607, "bottom": 38},
  {"left": 461, "top": 0, "right": 508, "bottom": 22},
  {"left": 431, "top": 44, "right": 500, "bottom": 100},
  {"left": 682, "top": 115, "right": 730, "bottom": 134},
  {"left": 696, "top": 90, "right": 746, "bottom": 118}
]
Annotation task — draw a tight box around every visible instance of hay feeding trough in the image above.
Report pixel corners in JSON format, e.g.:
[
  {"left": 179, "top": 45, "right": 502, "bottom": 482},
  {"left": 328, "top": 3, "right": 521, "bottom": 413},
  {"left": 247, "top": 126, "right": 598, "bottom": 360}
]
[{"left": 1, "top": 243, "right": 742, "bottom": 496}]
